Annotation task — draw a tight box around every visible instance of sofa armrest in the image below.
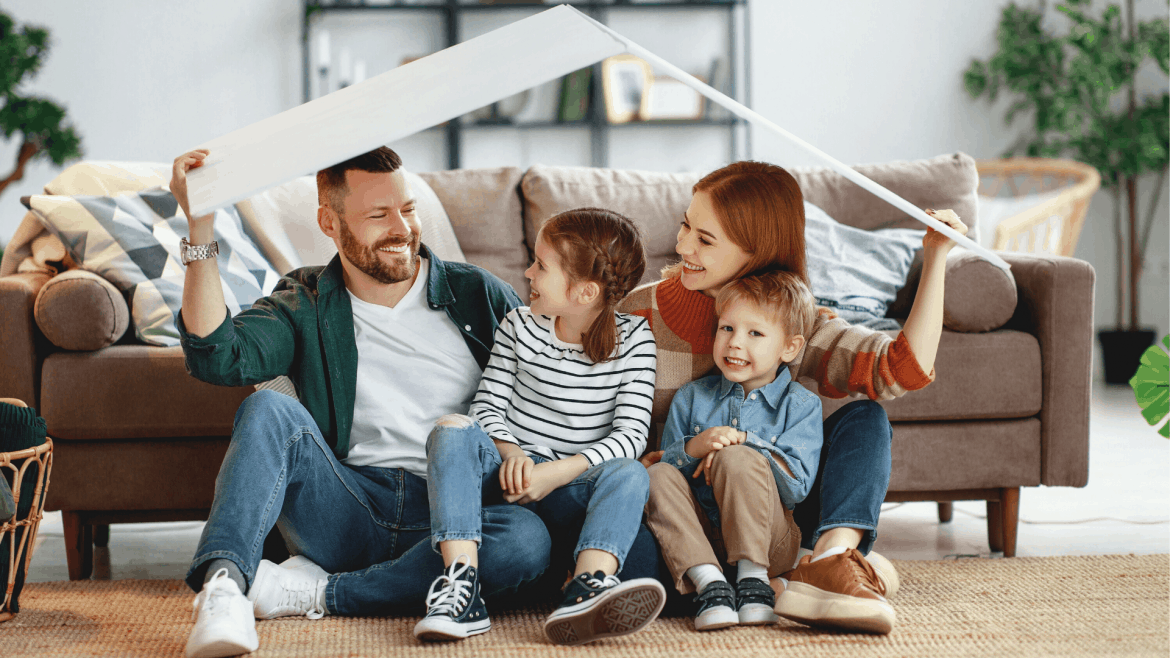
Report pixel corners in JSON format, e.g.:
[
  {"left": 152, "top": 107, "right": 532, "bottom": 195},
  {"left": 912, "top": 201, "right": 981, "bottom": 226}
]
[
  {"left": 1001, "top": 253, "right": 1095, "bottom": 487},
  {"left": 0, "top": 272, "right": 52, "bottom": 408}
]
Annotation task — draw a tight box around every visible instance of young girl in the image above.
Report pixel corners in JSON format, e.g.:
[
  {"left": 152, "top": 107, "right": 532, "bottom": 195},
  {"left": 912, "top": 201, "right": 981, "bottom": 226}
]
[
  {"left": 620, "top": 160, "right": 967, "bottom": 635},
  {"left": 415, "top": 208, "right": 665, "bottom": 646}
]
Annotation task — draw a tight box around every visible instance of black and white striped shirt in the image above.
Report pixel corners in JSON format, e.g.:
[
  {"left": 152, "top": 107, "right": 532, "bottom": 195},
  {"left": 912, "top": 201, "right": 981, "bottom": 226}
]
[{"left": 470, "top": 307, "right": 657, "bottom": 466}]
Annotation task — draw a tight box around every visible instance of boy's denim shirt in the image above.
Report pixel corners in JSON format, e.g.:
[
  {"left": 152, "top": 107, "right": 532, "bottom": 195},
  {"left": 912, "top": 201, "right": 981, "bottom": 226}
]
[{"left": 660, "top": 367, "right": 823, "bottom": 525}]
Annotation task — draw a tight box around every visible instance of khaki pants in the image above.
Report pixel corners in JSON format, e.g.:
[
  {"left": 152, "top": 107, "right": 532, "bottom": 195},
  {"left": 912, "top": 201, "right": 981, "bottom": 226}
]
[{"left": 646, "top": 445, "right": 800, "bottom": 595}]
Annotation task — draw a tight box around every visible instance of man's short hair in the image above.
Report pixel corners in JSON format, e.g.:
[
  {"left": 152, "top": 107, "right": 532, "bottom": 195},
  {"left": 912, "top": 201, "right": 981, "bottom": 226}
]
[
  {"left": 714, "top": 269, "right": 817, "bottom": 339},
  {"left": 316, "top": 146, "right": 403, "bottom": 214}
]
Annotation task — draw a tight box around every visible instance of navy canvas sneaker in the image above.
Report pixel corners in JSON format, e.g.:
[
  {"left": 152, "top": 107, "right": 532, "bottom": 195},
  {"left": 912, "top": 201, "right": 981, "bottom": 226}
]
[
  {"left": 693, "top": 580, "right": 738, "bottom": 631},
  {"left": 736, "top": 577, "right": 779, "bottom": 625},
  {"left": 543, "top": 571, "right": 666, "bottom": 646},
  {"left": 413, "top": 556, "right": 491, "bottom": 641}
]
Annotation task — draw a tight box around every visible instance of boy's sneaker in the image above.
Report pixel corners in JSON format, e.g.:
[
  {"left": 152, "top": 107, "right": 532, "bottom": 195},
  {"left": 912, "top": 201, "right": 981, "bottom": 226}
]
[
  {"left": 692, "top": 580, "right": 737, "bottom": 631},
  {"left": 735, "top": 577, "right": 779, "bottom": 625},
  {"left": 413, "top": 556, "right": 491, "bottom": 641},
  {"left": 186, "top": 568, "right": 259, "bottom": 658},
  {"left": 543, "top": 572, "right": 666, "bottom": 645},
  {"left": 776, "top": 548, "right": 895, "bottom": 634},
  {"left": 248, "top": 558, "right": 328, "bottom": 620}
]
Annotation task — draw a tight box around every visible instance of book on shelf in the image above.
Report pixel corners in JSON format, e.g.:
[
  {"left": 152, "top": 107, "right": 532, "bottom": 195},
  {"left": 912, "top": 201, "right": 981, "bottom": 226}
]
[{"left": 558, "top": 67, "right": 593, "bottom": 123}]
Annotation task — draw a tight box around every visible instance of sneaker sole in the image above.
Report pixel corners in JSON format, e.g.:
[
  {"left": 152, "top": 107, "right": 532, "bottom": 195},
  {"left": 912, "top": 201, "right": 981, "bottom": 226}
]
[
  {"left": 694, "top": 605, "right": 738, "bottom": 631},
  {"left": 413, "top": 617, "right": 492, "bottom": 642},
  {"left": 737, "top": 602, "right": 779, "bottom": 625},
  {"left": 185, "top": 634, "right": 259, "bottom": 658},
  {"left": 544, "top": 579, "right": 666, "bottom": 646},
  {"left": 776, "top": 582, "right": 895, "bottom": 634}
]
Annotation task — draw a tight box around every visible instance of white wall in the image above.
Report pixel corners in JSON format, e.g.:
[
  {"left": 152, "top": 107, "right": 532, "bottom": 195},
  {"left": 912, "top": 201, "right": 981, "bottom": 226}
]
[{"left": 1, "top": 0, "right": 1166, "bottom": 355}]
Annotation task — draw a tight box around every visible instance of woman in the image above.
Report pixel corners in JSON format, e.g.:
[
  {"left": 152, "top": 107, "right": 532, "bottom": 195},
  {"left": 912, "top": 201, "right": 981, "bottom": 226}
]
[{"left": 618, "top": 161, "right": 966, "bottom": 634}]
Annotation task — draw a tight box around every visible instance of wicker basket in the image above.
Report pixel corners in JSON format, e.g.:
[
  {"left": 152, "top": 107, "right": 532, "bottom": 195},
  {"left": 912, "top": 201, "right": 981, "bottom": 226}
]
[
  {"left": 0, "top": 437, "right": 52, "bottom": 622},
  {"left": 976, "top": 158, "right": 1101, "bottom": 257}
]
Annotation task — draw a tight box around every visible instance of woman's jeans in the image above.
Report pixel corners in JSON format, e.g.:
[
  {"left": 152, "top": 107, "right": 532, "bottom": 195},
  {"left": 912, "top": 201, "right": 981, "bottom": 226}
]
[
  {"left": 426, "top": 420, "right": 650, "bottom": 572},
  {"left": 792, "top": 399, "right": 893, "bottom": 555},
  {"left": 185, "top": 391, "right": 551, "bottom": 616}
]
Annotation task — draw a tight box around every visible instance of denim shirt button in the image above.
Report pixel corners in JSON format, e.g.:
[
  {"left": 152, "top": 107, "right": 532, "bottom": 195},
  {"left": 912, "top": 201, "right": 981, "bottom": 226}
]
[
  {"left": 693, "top": 425, "right": 700, "bottom": 433},
  {"left": 750, "top": 393, "right": 757, "bottom": 400},
  {"left": 732, "top": 418, "right": 738, "bottom": 426},
  {"left": 677, "top": 458, "right": 684, "bottom": 466}
]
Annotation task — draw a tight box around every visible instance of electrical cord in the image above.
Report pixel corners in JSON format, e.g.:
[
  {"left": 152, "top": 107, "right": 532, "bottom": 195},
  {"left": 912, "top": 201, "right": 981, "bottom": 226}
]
[{"left": 880, "top": 502, "right": 1170, "bottom": 526}]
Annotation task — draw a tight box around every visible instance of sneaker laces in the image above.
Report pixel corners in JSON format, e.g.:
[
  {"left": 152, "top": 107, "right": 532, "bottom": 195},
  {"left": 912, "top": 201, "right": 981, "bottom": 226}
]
[
  {"left": 425, "top": 556, "right": 474, "bottom": 618},
  {"left": 582, "top": 572, "right": 621, "bottom": 591},
  {"left": 191, "top": 568, "right": 239, "bottom": 622},
  {"left": 847, "top": 550, "right": 887, "bottom": 597},
  {"left": 272, "top": 575, "right": 326, "bottom": 620}
]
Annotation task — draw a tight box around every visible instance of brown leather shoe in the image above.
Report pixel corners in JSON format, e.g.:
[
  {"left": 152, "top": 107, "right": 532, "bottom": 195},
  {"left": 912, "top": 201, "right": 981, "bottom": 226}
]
[{"left": 775, "top": 548, "right": 895, "bottom": 634}]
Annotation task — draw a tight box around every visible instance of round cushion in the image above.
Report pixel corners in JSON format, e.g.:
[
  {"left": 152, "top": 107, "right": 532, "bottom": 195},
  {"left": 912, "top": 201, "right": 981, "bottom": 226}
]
[
  {"left": 942, "top": 248, "right": 1018, "bottom": 333},
  {"left": 34, "top": 270, "right": 129, "bottom": 351}
]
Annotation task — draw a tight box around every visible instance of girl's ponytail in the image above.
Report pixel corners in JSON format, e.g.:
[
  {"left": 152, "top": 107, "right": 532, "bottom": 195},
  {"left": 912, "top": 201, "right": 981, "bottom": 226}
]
[{"left": 541, "top": 208, "right": 646, "bottom": 363}]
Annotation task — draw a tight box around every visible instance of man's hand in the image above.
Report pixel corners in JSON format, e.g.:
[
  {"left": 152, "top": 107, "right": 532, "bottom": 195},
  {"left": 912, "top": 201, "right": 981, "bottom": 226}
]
[
  {"left": 922, "top": 209, "right": 968, "bottom": 256},
  {"left": 171, "top": 149, "right": 211, "bottom": 223},
  {"left": 685, "top": 426, "right": 746, "bottom": 460},
  {"left": 502, "top": 461, "right": 562, "bottom": 504},
  {"left": 499, "top": 454, "right": 535, "bottom": 495}
]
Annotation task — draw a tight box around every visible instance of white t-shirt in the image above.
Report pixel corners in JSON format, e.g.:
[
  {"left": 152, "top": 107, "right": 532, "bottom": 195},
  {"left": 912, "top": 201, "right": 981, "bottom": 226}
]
[{"left": 344, "top": 258, "right": 483, "bottom": 477}]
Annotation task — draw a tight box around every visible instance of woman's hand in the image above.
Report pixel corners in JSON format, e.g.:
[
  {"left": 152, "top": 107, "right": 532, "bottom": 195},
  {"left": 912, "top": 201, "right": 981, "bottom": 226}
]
[
  {"left": 171, "top": 149, "right": 211, "bottom": 224},
  {"left": 499, "top": 454, "right": 535, "bottom": 495},
  {"left": 922, "top": 209, "right": 968, "bottom": 256}
]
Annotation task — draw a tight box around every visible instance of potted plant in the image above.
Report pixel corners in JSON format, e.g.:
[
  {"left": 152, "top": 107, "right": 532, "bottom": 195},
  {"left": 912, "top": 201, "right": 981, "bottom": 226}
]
[
  {"left": 0, "top": 10, "right": 83, "bottom": 203},
  {"left": 964, "top": 0, "right": 1169, "bottom": 383}
]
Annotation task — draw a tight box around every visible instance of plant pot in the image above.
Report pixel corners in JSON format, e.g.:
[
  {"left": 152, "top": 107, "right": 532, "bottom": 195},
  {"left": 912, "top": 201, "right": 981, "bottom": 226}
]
[{"left": 1098, "top": 329, "right": 1156, "bottom": 384}]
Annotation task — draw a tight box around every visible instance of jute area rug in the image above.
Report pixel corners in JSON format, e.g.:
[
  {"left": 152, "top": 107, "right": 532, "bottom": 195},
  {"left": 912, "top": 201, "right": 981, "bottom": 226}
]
[{"left": 2, "top": 554, "right": 1167, "bottom": 658}]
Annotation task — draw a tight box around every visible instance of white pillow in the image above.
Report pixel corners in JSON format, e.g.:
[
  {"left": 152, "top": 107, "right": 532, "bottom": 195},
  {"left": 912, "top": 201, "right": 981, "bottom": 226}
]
[
  {"left": 976, "top": 191, "right": 1062, "bottom": 251},
  {"left": 235, "top": 168, "right": 466, "bottom": 274}
]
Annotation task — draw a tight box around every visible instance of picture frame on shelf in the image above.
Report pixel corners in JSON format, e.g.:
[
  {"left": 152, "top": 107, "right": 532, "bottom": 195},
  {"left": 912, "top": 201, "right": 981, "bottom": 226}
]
[
  {"left": 602, "top": 55, "right": 652, "bottom": 124},
  {"left": 644, "top": 76, "right": 705, "bottom": 121}
]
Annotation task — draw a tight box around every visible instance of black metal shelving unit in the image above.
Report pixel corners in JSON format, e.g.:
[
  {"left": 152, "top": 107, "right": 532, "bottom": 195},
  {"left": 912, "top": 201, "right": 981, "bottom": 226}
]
[{"left": 301, "top": 0, "right": 750, "bottom": 170}]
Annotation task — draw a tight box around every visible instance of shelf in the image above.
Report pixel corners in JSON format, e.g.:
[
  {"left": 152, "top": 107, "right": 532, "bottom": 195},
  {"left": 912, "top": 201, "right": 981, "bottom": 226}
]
[
  {"left": 306, "top": 1, "right": 745, "bottom": 11},
  {"left": 455, "top": 117, "right": 740, "bottom": 130}
]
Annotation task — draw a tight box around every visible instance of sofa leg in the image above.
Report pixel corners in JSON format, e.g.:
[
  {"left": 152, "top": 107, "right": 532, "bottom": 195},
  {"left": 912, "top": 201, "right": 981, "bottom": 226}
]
[
  {"left": 61, "top": 512, "right": 94, "bottom": 580},
  {"left": 1000, "top": 488, "right": 1020, "bottom": 557},
  {"left": 937, "top": 502, "right": 953, "bottom": 523},
  {"left": 986, "top": 499, "right": 1004, "bottom": 553},
  {"left": 94, "top": 524, "right": 110, "bottom": 548}
]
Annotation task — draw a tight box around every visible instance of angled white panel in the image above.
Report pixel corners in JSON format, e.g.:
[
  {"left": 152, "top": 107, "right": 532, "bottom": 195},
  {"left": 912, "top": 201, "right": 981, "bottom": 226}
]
[{"left": 186, "top": 5, "right": 624, "bottom": 217}]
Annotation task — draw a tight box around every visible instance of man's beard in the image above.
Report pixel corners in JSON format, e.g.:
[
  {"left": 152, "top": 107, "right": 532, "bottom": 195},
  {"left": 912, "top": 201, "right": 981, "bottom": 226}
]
[{"left": 338, "top": 217, "right": 420, "bottom": 285}]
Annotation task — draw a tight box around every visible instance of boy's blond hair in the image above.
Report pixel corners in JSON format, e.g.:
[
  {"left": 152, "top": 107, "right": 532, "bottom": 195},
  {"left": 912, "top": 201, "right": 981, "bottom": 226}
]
[{"left": 714, "top": 270, "right": 816, "bottom": 341}]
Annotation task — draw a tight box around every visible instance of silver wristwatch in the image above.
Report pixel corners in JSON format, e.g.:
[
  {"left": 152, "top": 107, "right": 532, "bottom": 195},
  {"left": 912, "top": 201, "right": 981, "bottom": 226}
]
[{"left": 180, "top": 238, "right": 220, "bottom": 265}]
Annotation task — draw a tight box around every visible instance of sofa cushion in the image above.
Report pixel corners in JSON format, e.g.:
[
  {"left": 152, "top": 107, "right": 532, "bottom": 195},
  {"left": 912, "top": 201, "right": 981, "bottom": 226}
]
[
  {"left": 29, "top": 189, "right": 278, "bottom": 347},
  {"left": 791, "top": 152, "right": 980, "bottom": 234},
  {"left": 34, "top": 270, "right": 129, "bottom": 351},
  {"left": 420, "top": 167, "right": 529, "bottom": 297},
  {"left": 889, "top": 418, "right": 1041, "bottom": 491},
  {"left": 521, "top": 165, "right": 700, "bottom": 287},
  {"left": 887, "top": 246, "right": 1019, "bottom": 333},
  {"left": 44, "top": 161, "right": 172, "bottom": 196},
  {"left": 234, "top": 169, "right": 465, "bottom": 275},
  {"left": 816, "top": 328, "right": 1042, "bottom": 422},
  {"left": 39, "top": 346, "right": 252, "bottom": 440}
]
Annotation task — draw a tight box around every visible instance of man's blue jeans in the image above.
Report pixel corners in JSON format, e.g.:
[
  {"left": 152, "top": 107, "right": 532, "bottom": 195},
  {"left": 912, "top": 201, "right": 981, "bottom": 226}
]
[
  {"left": 427, "top": 421, "right": 649, "bottom": 572},
  {"left": 185, "top": 391, "right": 551, "bottom": 616},
  {"left": 792, "top": 400, "right": 893, "bottom": 555}
]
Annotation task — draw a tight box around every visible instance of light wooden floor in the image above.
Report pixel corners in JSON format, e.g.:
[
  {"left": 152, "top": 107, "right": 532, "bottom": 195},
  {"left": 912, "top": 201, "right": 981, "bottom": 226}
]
[{"left": 24, "top": 383, "right": 1170, "bottom": 583}]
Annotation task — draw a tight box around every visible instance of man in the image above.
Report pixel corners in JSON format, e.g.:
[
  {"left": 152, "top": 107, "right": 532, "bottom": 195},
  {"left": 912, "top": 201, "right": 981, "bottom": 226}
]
[{"left": 172, "top": 146, "right": 550, "bottom": 658}]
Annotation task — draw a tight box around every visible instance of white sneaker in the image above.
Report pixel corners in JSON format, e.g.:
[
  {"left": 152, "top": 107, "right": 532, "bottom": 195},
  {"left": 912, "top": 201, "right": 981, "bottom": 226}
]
[
  {"left": 865, "top": 551, "right": 900, "bottom": 598},
  {"left": 280, "top": 554, "right": 330, "bottom": 580},
  {"left": 248, "top": 558, "right": 329, "bottom": 620},
  {"left": 186, "top": 569, "right": 259, "bottom": 658}
]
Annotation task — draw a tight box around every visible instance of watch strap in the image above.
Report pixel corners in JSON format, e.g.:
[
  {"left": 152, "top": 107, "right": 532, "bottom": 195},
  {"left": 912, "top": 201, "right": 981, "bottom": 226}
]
[{"left": 180, "top": 237, "right": 220, "bottom": 265}]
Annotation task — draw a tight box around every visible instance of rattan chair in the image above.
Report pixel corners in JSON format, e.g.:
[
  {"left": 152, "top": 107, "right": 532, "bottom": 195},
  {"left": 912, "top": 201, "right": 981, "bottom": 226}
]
[
  {"left": 976, "top": 157, "right": 1101, "bottom": 256},
  {"left": 1, "top": 397, "right": 52, "bottom": 622}
]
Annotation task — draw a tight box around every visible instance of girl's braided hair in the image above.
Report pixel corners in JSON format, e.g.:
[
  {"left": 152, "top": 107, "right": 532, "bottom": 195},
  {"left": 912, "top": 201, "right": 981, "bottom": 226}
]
[{"left": 540, "top": 207, "right": 647, "bottom": 363}]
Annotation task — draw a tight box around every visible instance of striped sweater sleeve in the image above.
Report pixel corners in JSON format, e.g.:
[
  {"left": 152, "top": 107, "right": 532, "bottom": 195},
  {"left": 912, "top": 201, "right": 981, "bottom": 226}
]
[
  {"left": 470, "top": 308, "right": 523, "bottom": 446},
  {"left": 579, "top": 317, "right": 657, "bottom": 466},
  {"left": 793, "top": 308, "right": 934, "bottom": 400}
]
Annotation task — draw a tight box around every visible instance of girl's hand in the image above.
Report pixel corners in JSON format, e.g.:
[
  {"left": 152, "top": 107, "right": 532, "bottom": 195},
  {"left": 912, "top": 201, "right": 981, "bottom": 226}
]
[
  {"left": 922, "top": 209, "right": 968, "bottom": 255},
  {"left": 503, "top": 461, "right": 560, "bottom": 504},
  {"left": 692, "top": 429, "right": 747, "bottom": 485},
  {"left": 640, "top": 450, "right": 664, "bottom": 469},
  {"left": 499, "top": 454, "right": 535, "bottom": 495}
]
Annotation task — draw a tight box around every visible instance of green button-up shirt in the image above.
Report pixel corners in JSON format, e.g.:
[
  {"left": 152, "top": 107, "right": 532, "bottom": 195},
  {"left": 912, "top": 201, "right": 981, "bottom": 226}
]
[{"left": 178, "top": 245, "right": 521, "bottom": 459}]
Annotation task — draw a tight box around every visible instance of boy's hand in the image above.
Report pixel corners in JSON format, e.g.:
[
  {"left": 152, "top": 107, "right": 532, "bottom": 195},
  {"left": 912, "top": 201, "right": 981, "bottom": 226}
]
[
  {"left": 499, "top": 454, "right": 535, "bottom": 495},
  {"left": 685, "top": 426, "right": 746, "bottom": 460},
  {"left": 639, "top": 450, "right": 663, "bottom": 469},
  {"left": 171, "top": 149, "right": 211, "bottom": 223},
  {"left": 502, "top": 461, "right": 560, "bottom": 504},
  {"left": 922, "top": 208, "right": 967, "bottom": 255},
  {"left": 691, "top": 428, "right": 747, "bottom": 485}
]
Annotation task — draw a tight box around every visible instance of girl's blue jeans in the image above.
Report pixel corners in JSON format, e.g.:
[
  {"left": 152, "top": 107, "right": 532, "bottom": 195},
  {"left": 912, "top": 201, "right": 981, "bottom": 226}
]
[
  {"left": 184, "top": 391, "right": 550, "bottom": 615},
  {"left": 426, "top": 419, "right": 650, "bottom": 572}
]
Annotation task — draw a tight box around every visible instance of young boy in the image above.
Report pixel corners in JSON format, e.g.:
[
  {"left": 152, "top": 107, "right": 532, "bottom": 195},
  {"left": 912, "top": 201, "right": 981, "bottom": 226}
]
[{"left": 644, "top": 269, "right": 822, "bottom": 631}]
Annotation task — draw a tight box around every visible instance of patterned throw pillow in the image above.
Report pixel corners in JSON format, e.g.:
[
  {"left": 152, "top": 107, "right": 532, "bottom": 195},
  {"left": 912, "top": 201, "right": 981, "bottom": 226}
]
[{"left": 29, "top": 187, "right": 278, "bottom": 347}]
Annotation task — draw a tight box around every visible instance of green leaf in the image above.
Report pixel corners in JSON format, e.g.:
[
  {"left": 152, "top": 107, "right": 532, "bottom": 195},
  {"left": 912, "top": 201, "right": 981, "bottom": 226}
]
[{"left": 1130, "top": 335, "right": 1170, "bottom": 438}]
